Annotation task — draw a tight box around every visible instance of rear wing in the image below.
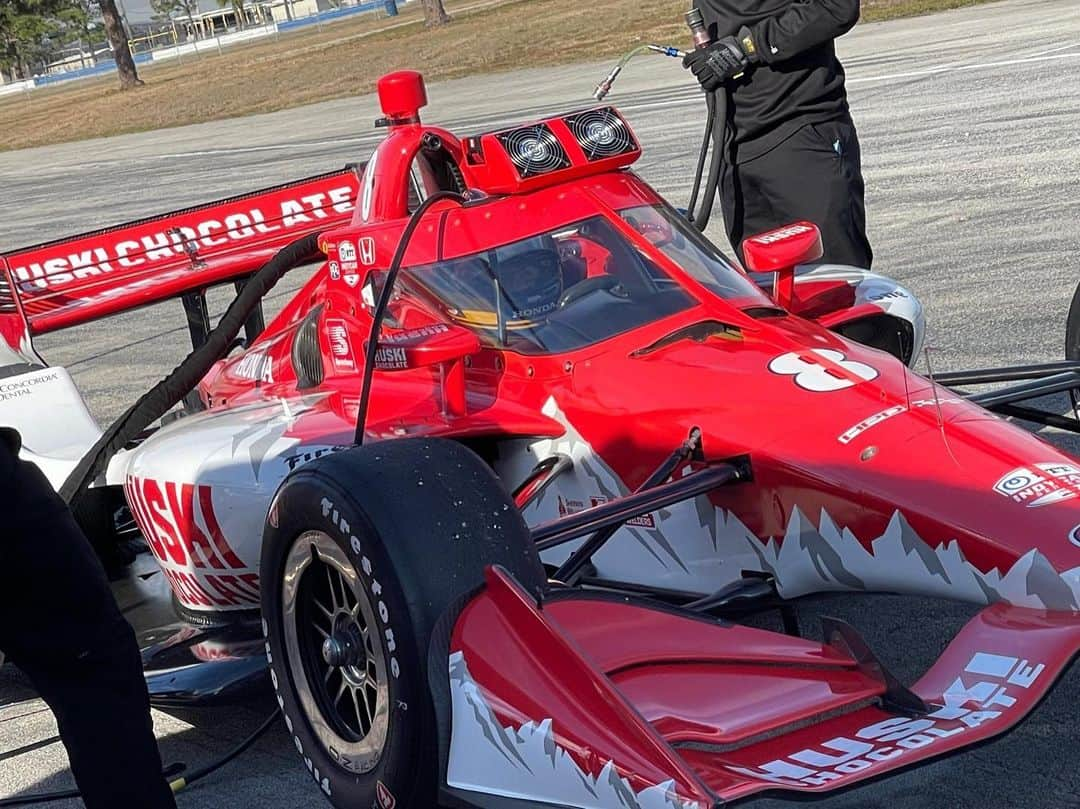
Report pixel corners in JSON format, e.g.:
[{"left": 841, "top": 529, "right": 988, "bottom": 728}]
[{"left": 0, "top": 167, "right": 361, "bottom": 350}]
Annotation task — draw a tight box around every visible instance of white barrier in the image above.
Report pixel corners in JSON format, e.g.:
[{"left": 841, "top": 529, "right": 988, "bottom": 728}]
[
  {"left": 151, "top": 25, "right": 278, "bottom": 63},
  {"left": 0, "top": 80, "right": 35, "bottom": 97}
]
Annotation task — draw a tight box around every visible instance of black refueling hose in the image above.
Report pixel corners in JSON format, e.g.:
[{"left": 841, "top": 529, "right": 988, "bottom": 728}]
[
  {"left": 354, "top": 190, "right": 466, "bottom": 445},
  {"left": 59, "top": 234, "right": 321, "bottom": 510}
]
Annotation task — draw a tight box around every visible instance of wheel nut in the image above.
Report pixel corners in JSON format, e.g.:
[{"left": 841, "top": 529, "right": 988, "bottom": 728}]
[{"left": 322, "top": 636, "right": 349, "bottom": 666}]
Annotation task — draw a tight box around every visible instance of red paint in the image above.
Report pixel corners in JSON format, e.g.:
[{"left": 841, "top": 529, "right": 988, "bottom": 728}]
[
  {"left": 742, "top": 222, "right": 823, "bottom": 308},
  {"left": 451, "top": 567, "right": 716, "bottom": 806},
  {"left": 1, "top": 170, "right": 358, "bottom": 335},
  {"left": 377, "top": 70, "right": 428, "bottom": 120}
]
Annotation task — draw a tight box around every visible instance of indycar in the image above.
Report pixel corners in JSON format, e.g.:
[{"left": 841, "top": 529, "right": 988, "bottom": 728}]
[{"left": 3, "top": 70, "right": 1080, "bottom": 808}]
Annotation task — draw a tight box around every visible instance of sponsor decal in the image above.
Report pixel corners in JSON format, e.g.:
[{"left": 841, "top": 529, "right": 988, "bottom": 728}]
[
  {"left": 868, "top": 289, "right": 909, "bottom": 302},
  {"left": 373, "top": 346, "right": 408, "bottom": 370},
  {"left": 282, "top": 445, "right": 348, "bottom": 471},
  {"left": 326, "top": 318, "right": 356, "bottom": 371},
  {"left": 359, "top": 236, "right": 376, "bottom": 267},
  {"left": 731, "top": 651, "right": 1044, "bottom": 787},
  {"left": 590, "top": 494, "right": 656, "bottom": 528},
  {"left": 993, "top": 462, "right": 1080, "bottom": 508},
  {"left": 769, "top": 349, "right": 878, "bottom": 392},
  {"left": 1070, "top": 524, "right": 1080, "bottom": 548},
  {"left": 557, "top": 495, "right": 587, "bottom": 516},
  {"left": 751, "top": 223, "right": 814, "bottom": 245},
  {"left": 328, "top": 261, "right": 341, "bottom": 281},
  {"left": 231, "top": 350, "right": 274, "bottom": 383},
  {"left": 838, "top": 398, "right": 964, "bottom": 444},
  {"left": 339, "top": 240, "right": 357, "bottom": 265},
  {"left": 344, "top": 273, "right": 360, "bottom": 288},
  {"left": 556, "top": 494, "right": 655, "bottom": 527},
  {"left": 375, "top": 782, "right": 396, "bottom": 809},
  {"left": 10, "top": 186, "right": 354, "bottom": 294},
  {"left": 381, "top": 323, "right": 450, "bottom": 343},
  {"left": 0, "top": 369, "right": 61, "bottom": 402},
  {"left": 124, "top": 476, "right": 258, "bottom": 609}
]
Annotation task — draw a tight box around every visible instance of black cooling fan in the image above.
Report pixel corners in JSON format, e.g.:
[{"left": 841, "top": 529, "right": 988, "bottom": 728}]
[
  {"left": 564, "top": 108, "right": 637, "bottom": 161},
  {"left": 496, "top": 124, "right": 571, "bottom": 178}
]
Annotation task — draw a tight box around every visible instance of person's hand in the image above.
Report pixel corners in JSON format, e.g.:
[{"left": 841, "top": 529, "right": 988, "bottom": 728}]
[{"left": 683, "top": 27, "right": 760, "bottom": 92}]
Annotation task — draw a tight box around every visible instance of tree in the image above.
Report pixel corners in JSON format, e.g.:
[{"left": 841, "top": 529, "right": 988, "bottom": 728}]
[
  {"left": 0, "top": 0, "right": 68, "bottom": 79},
  {"left": 150, "top": 0, "right": 200, "bottom": 38},
  {"left": 98, "top": 0, "right": 141, "bottom": 87},
  {"left": 419, "top": 0, "right": 449, "bottom": 28},
  {"left": 57, "top": 0, "right": 101, "bottom": 66}
]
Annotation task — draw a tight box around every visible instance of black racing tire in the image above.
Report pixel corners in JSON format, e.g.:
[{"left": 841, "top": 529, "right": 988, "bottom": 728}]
[
  {"left": 261, "top": 438, "right": 543, "bottom": 808},
  {"left": 1066, "top": 280, "right": 1080, "bottom": 361}
]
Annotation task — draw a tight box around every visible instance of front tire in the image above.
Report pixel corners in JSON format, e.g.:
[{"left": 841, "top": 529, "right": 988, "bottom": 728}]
[
  {"left": 261, "top": 438, "right": 543, "bottom": 807},
  {"left": 1066, "top": 280, "right": 1080, "bottom": 360}
]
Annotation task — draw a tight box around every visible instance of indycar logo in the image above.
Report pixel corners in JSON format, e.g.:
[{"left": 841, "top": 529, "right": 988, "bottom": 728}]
[
  {"left": 993, "top": 463, "right": 1080, "bottom": 508},
  {"left": 769, "top": 349, "right": 878, "bottom": 392},
  {"left": 731, "top": 651, "right": 1043, "bottom": 788}
]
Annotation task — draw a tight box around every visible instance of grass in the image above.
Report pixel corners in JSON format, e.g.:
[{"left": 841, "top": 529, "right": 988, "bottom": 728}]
[{"left": 0, "top": 0, "right": 1001, "bottom": 151}]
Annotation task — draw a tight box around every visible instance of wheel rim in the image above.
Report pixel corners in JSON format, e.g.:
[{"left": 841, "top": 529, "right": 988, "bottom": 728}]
[{"left": 281, "top": 531, "right": 389, "bottom": 774}]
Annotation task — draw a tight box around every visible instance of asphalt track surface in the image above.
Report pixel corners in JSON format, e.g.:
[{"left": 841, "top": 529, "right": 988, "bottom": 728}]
[{"left": 2, "top": 0, "right": 1080, "bottom": 806}]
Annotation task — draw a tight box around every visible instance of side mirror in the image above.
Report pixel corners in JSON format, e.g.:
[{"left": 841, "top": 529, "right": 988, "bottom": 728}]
[
  {"left": 742, "top": 222, "right": 823, "bottom": 309},
  {"left": 374, "top": 322, "right": 479, "bottom": 370},
  {"left": 373, "top": 323, "right": 480, "bottom": 416}
]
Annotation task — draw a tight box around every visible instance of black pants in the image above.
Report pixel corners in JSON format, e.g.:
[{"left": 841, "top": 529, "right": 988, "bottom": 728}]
[
  {"left": 721, "top": 117, "right": 873, "bottom": 269},
  {"left": 0, "top": 447, "right": 176, "bottom": 809}
]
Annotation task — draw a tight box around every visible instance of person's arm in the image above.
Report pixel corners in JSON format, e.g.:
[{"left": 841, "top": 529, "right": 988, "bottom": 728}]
[{"left": 748, "top": 0, "right": 860, "bottom": 64}]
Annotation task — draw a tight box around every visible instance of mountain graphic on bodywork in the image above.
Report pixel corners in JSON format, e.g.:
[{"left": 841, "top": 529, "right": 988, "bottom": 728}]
[
  {"left": 446, "top": 652, "right": 703, "bottom": 809},
  {"left": 751, "top": 508, "right": 1080, "bottom": 611}
]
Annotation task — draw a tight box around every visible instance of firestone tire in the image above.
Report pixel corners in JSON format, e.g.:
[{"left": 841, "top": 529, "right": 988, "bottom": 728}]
[
  {"left": 1067, "top": 280, "right": 1080, "bottom": 361},
  {"left": 261, "top": 438, "right": 544, "bottom": 808}
]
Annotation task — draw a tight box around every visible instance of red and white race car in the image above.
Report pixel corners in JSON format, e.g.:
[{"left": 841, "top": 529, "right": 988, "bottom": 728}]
[{"left": 2, "top": 71, "right": 1079, "bottom": 808}]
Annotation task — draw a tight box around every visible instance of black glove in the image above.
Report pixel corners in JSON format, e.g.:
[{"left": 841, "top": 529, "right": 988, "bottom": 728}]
[{"left": 683, "top": 26, "right": 761, "bottom": 92}]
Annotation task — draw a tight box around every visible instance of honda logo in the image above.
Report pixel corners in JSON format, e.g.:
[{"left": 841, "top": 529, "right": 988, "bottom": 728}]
[{"left": 359, "top": 236, "right": 376, "bottom": 266}]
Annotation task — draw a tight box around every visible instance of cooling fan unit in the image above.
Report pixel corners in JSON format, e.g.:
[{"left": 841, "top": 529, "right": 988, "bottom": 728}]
[
  {"left": 564, "top": 108, "right": 638, "bottom": 161},
  {"left": 496, "top": 124, "right": 571, "bottom": 178}
]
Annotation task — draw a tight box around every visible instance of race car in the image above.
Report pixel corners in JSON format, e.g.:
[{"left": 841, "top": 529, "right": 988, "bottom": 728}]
[{"left": 2, "top": 70, "right": 1080, "bottom": 808}]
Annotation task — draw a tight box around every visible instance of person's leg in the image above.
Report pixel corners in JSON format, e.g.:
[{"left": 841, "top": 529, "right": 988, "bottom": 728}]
[
  {"left": 0, "top": 451, "right": 176, "bottom": 809},
  {"left": 736, "top": 117, "right": 873, "bottom": 269}
]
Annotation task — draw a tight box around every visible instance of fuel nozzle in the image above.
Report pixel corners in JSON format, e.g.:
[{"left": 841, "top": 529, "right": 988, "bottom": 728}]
[{"left": 593, "top": 64, "right": 623, "bottom": 101}]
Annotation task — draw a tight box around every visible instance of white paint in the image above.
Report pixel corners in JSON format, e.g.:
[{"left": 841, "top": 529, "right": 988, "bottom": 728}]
[{"left": 447, "top": 652, "right": 702, "bottom": 809}]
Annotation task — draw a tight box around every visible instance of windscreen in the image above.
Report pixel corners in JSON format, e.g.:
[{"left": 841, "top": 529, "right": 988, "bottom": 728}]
[
  {"left": 391, "top": 214, "right": 696, "bottom": 355},
  {"left": 619, "top": 204, "right": 775, "bottom": 307}
]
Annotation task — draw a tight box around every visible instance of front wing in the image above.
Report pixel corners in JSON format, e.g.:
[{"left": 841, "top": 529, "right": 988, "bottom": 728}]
[{"left": 438, "top": 568, "right": 1079, "bottom": 807}]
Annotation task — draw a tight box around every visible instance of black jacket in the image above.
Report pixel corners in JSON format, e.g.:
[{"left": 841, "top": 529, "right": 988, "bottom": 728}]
[{"left": 694, "top": 0, "right": 860, "bottom": 162}]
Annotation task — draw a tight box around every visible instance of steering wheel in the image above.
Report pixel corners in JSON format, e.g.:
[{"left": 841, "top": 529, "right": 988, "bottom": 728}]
[{"left": 558, "top": 275, "right": 621, "bottom": 309}]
